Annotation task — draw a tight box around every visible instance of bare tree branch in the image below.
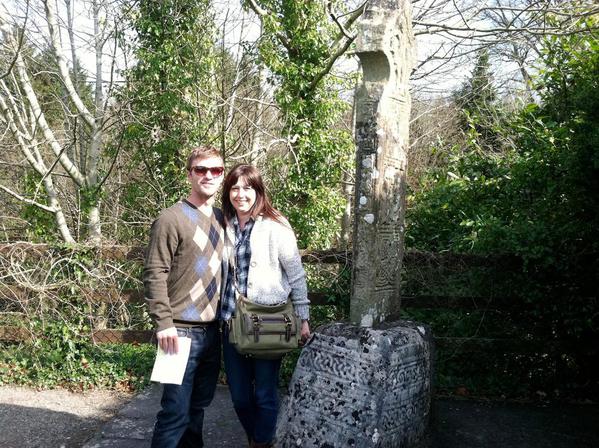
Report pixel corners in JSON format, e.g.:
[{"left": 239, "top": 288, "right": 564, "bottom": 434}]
[
  {"left": 0, "top": 184, "right": 56, "bottom": 213},
  {"left": 43, "top": 0, "right": 95, "bottom": 128},
  {"left": 0, "top": 0, "right": 30, "bottom": 80}
]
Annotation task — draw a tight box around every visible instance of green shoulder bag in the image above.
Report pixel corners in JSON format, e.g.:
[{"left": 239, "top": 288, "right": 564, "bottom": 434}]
[{"left": 228, "top": 292, "right": 301, "bottom": 360}]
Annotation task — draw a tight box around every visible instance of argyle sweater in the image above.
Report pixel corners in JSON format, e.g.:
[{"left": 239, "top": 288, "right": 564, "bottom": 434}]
[{"left": 143, "top": 199, "right": 225, "bottom": 332}]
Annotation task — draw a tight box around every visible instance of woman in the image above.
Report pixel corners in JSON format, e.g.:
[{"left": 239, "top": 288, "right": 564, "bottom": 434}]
[{"left": 220, "top": 164, "right": 310, "bottom": 448}]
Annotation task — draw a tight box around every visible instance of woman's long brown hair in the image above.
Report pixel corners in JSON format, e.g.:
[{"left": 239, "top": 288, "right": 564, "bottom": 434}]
[{"left": 222, "top": 164, "right": 285, "bottom": 225}]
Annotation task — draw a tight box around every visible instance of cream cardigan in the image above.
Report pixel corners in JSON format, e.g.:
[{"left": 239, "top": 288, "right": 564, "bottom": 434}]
[{"left": 225, "top": 215, "right": 310, "bottom": 321}]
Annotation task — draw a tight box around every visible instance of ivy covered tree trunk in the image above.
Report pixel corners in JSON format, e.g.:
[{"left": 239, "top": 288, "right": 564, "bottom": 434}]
[
  {"left": 121, "top": 0, "right": 219, "bottom": 225},
  {"left": 246, "top": 0, "right": 363, "bottom": 248}
]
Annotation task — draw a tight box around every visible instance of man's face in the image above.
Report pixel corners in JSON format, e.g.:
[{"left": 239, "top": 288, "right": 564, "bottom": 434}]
[{"left": 187, "top": 155, "right": 224, "bottom": 201}]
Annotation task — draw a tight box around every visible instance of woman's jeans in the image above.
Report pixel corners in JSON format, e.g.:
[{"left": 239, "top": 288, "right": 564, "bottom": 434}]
[
  {"left": 223, "top": 325, "right": 282, "bottom": 444},
  {"left": 151, "top": 324, "right": 221, "bottom": 448}
]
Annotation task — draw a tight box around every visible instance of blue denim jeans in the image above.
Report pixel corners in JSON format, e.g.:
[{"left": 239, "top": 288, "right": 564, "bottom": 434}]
[
  {"left": 151, "top": 324, "right": 221, "bottom": 448},
  {"left": 222, "top": 325, "right": 282, "bottom": 444}
]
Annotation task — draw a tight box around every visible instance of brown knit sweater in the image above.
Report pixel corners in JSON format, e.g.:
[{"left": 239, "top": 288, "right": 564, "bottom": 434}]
[{"left": 143, "top": 200, "right": 225, "bottom": 331}]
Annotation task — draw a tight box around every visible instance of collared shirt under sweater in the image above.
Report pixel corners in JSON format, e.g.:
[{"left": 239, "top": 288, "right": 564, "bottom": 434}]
[{"left": 220, "top": 215, "right": 253, "bottom": 321}]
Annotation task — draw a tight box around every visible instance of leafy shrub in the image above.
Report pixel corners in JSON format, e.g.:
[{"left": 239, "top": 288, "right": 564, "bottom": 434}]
[
  {"left": 0, "top": 321, "right": 153, "bottom": 392},
  {"left": 404, "top": 22, "right": 599, "bottom": 399}
]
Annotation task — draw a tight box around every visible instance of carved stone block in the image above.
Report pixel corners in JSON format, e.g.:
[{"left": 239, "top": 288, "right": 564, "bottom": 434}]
[{"left": 276, "top": 321, "right": 432, "bottom": 447}]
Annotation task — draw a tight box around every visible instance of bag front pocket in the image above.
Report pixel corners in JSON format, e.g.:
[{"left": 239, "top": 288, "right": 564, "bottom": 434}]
[{"left": 241, "top": 313, "right": 297, "bottom": 342}]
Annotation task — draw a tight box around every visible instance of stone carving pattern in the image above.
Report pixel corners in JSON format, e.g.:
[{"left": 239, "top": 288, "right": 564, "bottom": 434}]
[
  {"left": 374, "top": 224, "right": 401, "bottom": 289},
  {"left": 276, "top": 323, "right": 432, "bottom": 447},
  {"left": 355, "top": 98, "right": 379, "bottom": 157}
]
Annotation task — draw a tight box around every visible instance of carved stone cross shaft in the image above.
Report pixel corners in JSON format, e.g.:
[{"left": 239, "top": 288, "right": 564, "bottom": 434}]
[{"left": 351, "top": 0, "right": 415, "bottom": 327}]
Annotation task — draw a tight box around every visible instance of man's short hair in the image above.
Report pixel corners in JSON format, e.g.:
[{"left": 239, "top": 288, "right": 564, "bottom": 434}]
[{"left": 186, "top": 145, "right": 222, "bottom": 171}]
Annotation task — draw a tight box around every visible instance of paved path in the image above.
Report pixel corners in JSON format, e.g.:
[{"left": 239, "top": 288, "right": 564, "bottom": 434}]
[
  {"left": 83, "top": 384, "right": 599, "bottom": 448},
  {"left": 0, "top": 386, "right": 130, "bottom": 448},
  {"left": 83, "top": 384, "right": 245, "bottom": 448}
]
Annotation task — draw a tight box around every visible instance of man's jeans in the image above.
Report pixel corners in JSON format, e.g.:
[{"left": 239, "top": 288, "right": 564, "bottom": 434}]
[
  {"left": 151, "top": 323, "right": 221, "bottom": 448},
  {"left": 222, "top": 326, "right": 282, "bottom": 444}
]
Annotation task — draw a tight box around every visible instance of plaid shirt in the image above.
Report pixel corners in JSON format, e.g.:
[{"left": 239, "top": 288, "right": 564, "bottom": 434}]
[{"left": 219, "top": 217, "right": 254, "bottom": 321}]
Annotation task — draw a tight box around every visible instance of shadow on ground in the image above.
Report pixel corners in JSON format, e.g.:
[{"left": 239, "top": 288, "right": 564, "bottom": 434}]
[
  {"left": 0, "top": 403, "right": 107, "bottom": 448},
  {"left": 83, "top": 384, "right": 246, "bottom": 448},
  {"left": 430, "top": 399, "right": 599, "bottom": 448},
  {"left": 83, "top": 384, "right": 599, "bottom": 448}
]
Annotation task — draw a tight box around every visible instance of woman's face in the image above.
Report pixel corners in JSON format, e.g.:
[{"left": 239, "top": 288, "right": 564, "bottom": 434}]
[{"left": 229, "top": 176, "right": 257, "bottom": 217}]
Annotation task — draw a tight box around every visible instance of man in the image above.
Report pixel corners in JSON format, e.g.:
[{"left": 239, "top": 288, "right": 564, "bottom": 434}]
[{"left": 143, "top": 145, "right": 226, "bottom": 448}]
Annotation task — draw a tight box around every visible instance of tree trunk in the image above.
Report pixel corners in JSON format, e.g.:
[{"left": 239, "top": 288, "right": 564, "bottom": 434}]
[{"left": 44, "top": 177, "right": 76, "bottom": 244}]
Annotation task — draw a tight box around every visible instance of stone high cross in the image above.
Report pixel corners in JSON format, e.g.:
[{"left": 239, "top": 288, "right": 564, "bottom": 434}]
[
  {"left": 351, "top": 0, "right": 415, "bottom": 327},
  {"left": 276, "top": 4, "right": 432, "bottom": 446}
]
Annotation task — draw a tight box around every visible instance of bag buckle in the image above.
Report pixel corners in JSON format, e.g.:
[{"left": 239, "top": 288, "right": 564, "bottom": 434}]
[
  {"left": 251, "top": 313, "right": 261, "bottom": 342},
  {"left": 283, "top": 314, "right": 292, "bottom": 342}
]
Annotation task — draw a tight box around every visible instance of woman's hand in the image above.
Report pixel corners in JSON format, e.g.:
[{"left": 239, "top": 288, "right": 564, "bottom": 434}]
[{"left": 299, "top": 320, "right": 311, "bottom": 346}]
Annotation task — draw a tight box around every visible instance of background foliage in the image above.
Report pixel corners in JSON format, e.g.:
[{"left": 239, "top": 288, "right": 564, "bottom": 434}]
[
  {"left": 0, "top": 1, "right": 597, "bottom": 400},
  {"left": 118, "top": 0, "right": 220, "bottom": 242},
  {"left": 252, "top": 0, "right": 355, "bottom": 248},
  {"left": 405, "top": 18, "right": 599, "bottom": 400}
]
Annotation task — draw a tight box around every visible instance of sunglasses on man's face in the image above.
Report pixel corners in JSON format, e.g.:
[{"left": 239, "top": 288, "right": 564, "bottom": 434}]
[{"left": 190, "top": 166, "right": 224, "bottom": 177}]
